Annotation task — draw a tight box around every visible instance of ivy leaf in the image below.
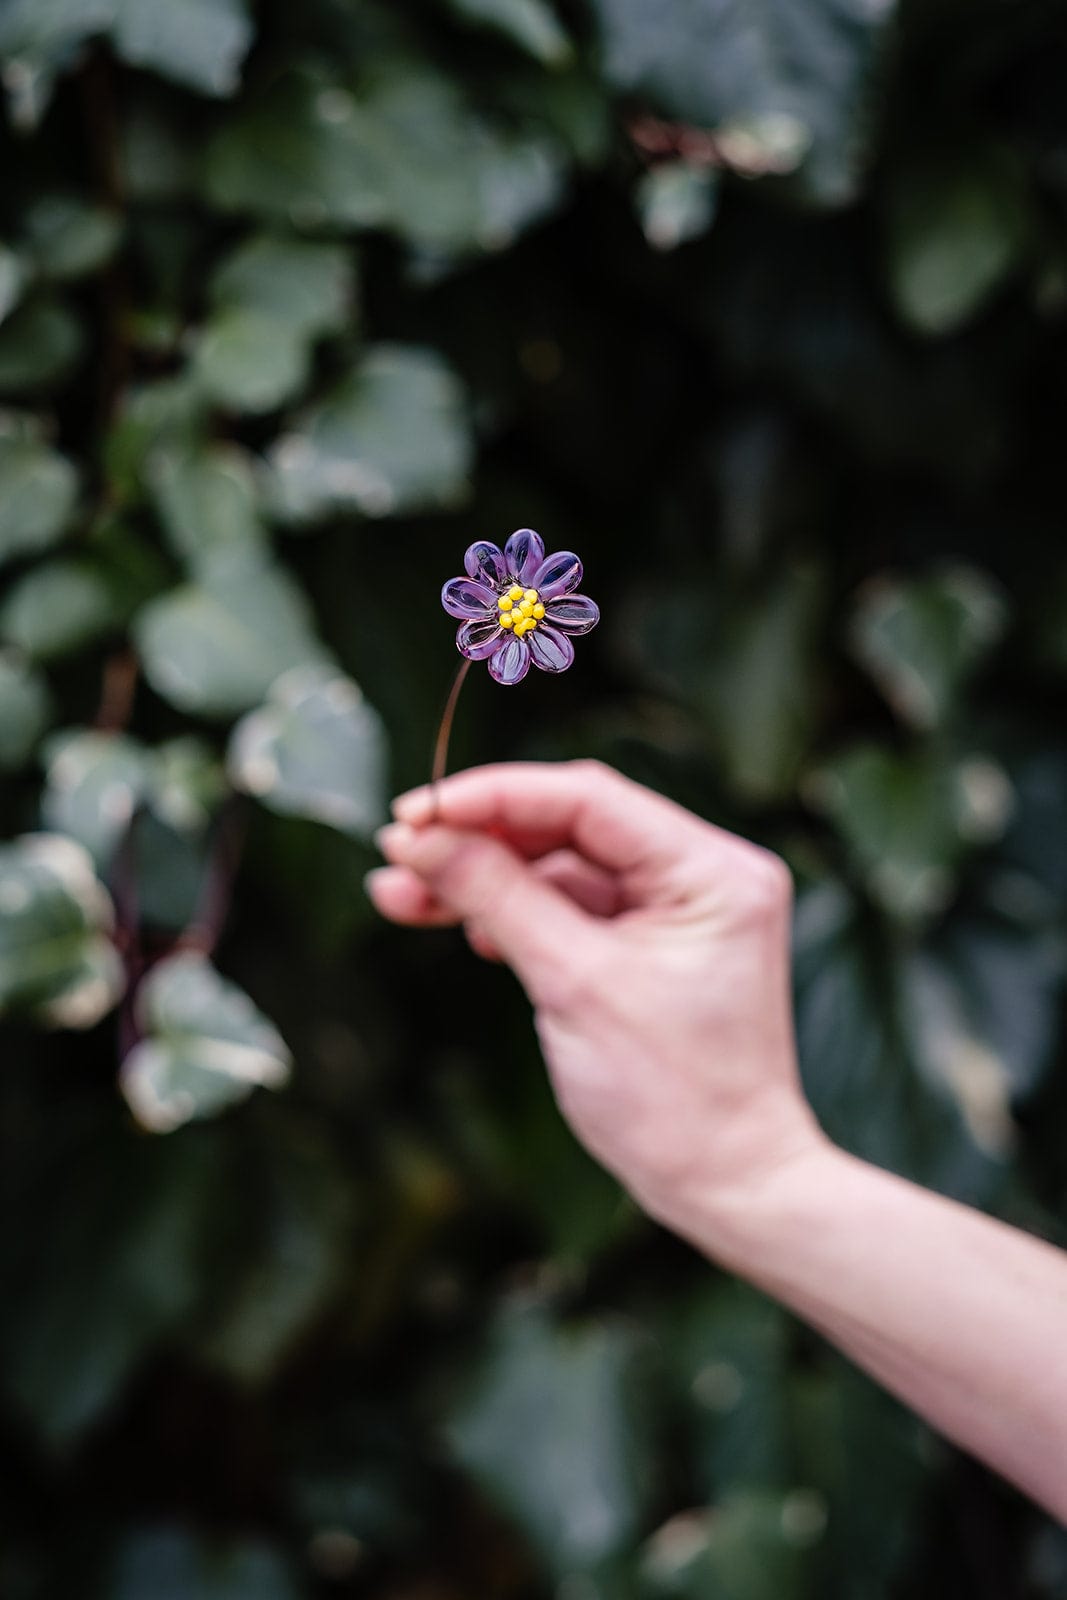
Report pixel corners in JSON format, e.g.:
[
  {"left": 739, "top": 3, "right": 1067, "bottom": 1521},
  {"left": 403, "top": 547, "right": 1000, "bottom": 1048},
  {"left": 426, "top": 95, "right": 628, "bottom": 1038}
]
[
  {"left": 448, "top": 1300, "right": 653, "bottom": 1575},
  {"left": 885, "top": 149, "right": 1031, "bottom": 336},
  {"left": 120, "top": 952, "right": 292, "bottom": 1133},
  {"left": 3, "top": 1125, "right": 222, "bottom": 1443},
  {"left": 197, "top": 1121, "right": 354, "bottom": 1384},
  {"left": 110, "top": 0, "right": 254, "bottom": 98},
  {"left": 267, "top": 344, "right": 471, "bottom": 522},
  {"left": 21, "top": 195, "right": 122, "bottom": 282},
  {"left": 228, "top": 664, "right": 387, "bottom": 839},
  {"left": 0, "top": 298, "right": 84, "bottom": 393},
  {"left": 191, "top": 306, "right": 310, "bottom": 415},
  {"left": 809, "top": 747, "right": 1012, "bottom": 921},
  {"left": 0, "top": 433, "right": 78, "bottom": 566},
  {"left": 208, "top": 234, "right": 357, "bottom": 339},
  {"left": 109, "top": 1529, "right": 301, "bottom": 1600},
  {"left": 203, "top": 65, "right": 566, "bottom": 254},
  {"left": 0, "top": 650, "right": 53, "bottom": 768},
  {"left": 446, "top": 0, "right": 573, "bottom": 66},
  {"left": 39, "top": 730, "right": 154, "bottom": 870},
  {"left": 641, "top": 1492, "right": 825, "bottom": 1600},
  {"left": 0, "top": 833, "right": 123, "bottom": 1029},
  {"left": 790, "top": 1365, "right": 927, "bottom": 1591},
  {"left": 134, "top": 556, "right": 323, "bottom": 717},
  {"left": 0, "top": 558, "right": 119, "bottom": 659},
  {"left": 636, "top": 161, "right": 719, "bottom": 251},
  {"left": 145, "top": 443, "right": 266, "bottom": 573},
  {"left": 663, "top": 1282, "right": 791, "bottom": 1498},
  {"left": 0, "top": 245, "right": 27, "bottom": 325},
  {"left": 590, "top": 0, "right": 894, "bottom": 204},
  {"left": 849, "top": 566, "right": 1006, "bottom": 730}
]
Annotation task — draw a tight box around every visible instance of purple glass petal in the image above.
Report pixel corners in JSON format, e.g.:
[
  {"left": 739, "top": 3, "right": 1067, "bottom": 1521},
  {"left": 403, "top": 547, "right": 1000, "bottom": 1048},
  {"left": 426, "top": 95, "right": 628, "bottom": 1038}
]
[
  {"left": 527, "top": 622, "right": 575, "bottom": 674},
  {"left": 532, "top": 551, "right": 583, "bottom": 600},
  {"left": 543, "top": 593, "right": 600, "bottom": 635},
  {"left": 503, "top": 528, "right": 545, "bottom": 586},
  {"left": 441, "top": 576, "right": 497, "bottom": 620},
  {"left": 457, "top": 616, "right": 505, "bottom": 660},
  {"left": 464, "top": 540, "right": 507, "bottom": 588},
  {"left": 487, "top": 632, "right": 531, "bottom": 686}
]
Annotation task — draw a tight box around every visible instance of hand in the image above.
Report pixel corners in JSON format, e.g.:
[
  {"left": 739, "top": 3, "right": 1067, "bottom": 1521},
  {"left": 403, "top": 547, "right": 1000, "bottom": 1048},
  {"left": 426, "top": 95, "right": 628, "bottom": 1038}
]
[{"left": 368, "top": 761, "right": 827, "bottom": 1242}]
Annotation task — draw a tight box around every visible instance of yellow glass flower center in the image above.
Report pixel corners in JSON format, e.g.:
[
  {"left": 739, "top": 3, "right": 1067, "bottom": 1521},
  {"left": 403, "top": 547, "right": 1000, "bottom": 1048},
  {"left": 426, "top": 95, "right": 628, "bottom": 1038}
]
[{"left": 497, "top": 584, "right": 545, "bottom": 637}]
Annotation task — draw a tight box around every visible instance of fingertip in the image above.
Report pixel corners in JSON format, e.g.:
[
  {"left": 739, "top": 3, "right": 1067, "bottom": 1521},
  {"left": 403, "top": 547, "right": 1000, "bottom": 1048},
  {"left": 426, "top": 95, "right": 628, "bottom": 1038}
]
[
  {"left": 364, "top": 864, "right": 458, "bottom": 927},
  {"left": 392, "top": 786, "right": 436, "bottom": 824}
]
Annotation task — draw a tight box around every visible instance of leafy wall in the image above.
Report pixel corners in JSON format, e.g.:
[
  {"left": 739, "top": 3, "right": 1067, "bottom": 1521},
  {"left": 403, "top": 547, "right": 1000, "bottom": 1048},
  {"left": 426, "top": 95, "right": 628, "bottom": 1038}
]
[{"left": 2, "top": 0, "right": 1067, "bottom": 1594}]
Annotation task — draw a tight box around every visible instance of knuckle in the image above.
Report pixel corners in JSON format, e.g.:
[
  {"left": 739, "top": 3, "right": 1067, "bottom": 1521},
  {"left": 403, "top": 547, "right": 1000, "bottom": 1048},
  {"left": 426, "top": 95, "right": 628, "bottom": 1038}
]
[
  {"left": 738, "top": 848, "right": 793, "bottom": 922},
  {"left": 434, "top": 839, "right": 499, "bottom": 918},
  {"left": 569, "top": 756, "right": 611, "bottom": 784}
]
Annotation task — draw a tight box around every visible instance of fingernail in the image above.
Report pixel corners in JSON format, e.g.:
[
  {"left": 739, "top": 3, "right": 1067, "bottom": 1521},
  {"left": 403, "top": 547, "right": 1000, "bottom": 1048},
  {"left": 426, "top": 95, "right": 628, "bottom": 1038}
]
[
  {"left": 374, "top": 821, "right": 415, "bottom": 857},
  {"left": 392, "top": 787, "right": 434, "bottom": 823}
]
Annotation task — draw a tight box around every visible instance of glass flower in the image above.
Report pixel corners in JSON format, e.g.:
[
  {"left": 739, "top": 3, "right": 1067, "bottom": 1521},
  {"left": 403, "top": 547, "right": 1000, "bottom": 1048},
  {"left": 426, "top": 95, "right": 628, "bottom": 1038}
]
[{"left": 440, "top": 528, "right": 599, "bottom": 686}]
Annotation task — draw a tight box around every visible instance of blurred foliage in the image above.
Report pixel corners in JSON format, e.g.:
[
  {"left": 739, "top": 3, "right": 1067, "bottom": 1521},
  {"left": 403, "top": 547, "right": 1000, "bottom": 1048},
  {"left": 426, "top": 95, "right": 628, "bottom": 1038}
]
[{"left": 1, "top": 0, "right": 1066, "bottom": 1593}]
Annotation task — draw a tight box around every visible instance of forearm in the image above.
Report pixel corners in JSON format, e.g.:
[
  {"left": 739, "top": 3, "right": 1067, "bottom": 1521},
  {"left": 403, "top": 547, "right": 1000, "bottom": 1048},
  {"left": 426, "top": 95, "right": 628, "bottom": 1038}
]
[{"left": 678, "top": 1143, "right": 1067, "bottom": 1522}]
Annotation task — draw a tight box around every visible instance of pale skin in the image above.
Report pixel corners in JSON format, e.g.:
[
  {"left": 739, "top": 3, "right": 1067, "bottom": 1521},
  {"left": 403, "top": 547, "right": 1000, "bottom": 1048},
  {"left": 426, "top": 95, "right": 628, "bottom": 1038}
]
[{"left": 367, "top": 760, "right": 1067, "bottom": 1523}]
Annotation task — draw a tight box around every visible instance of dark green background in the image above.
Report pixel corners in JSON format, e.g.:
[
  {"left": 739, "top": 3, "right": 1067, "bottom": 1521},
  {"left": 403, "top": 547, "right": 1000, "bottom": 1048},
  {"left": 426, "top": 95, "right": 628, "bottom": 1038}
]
[{"left": 2, "top": 0, "right": 1067, "bottom": 1593}]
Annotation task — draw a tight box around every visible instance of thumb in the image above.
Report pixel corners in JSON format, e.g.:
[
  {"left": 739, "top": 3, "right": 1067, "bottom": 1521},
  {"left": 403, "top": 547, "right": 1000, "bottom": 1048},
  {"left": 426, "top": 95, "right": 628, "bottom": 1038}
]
[{"left": 375, "top": 821, "right": 598, "bottom": 996}]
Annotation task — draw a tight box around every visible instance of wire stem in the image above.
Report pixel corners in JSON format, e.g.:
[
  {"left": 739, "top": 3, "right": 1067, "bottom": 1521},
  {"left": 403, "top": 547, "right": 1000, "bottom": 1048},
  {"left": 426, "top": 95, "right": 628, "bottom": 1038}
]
[{"left": 431, "top": 657, "right": 471, "bottom": 792}]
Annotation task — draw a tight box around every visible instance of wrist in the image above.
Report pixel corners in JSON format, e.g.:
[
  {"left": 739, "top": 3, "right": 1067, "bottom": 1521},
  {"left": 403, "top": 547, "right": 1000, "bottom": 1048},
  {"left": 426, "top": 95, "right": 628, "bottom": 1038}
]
[{"left": 656, "top": 1122, "right": 846, "bottom": 1276}]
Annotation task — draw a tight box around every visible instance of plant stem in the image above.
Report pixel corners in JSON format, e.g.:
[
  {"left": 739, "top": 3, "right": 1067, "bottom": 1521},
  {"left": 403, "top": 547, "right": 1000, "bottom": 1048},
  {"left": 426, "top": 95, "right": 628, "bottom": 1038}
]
[{"left": 431, "top": 657, "right": 471, "bottom": 789}]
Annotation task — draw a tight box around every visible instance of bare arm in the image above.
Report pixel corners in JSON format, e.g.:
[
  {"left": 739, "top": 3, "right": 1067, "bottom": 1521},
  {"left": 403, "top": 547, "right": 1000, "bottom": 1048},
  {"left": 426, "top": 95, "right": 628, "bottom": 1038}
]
[{"left": 369, "top": 760, "right": 1067, "bottom": 1522}]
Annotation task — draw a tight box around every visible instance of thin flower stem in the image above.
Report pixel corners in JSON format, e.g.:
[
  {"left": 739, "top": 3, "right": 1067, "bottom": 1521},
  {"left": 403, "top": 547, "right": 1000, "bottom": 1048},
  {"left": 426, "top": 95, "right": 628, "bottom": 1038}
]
[{"left": 431, "top": 657, "right": 471, "bottom": 792}]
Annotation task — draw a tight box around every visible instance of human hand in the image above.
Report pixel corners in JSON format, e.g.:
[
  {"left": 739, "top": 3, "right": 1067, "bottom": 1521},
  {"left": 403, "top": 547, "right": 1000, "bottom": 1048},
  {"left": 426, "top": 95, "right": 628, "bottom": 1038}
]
[{"left": 368, "top": 762, "right": 828, "bottom": 1245}]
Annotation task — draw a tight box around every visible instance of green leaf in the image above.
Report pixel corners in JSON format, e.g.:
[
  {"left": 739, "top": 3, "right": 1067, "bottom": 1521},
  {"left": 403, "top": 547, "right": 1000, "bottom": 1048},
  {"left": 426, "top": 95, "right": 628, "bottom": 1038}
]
[
  {"left": 227, "top": 664, "right": 387, "bottom": 839},
  {"left": 104, "top": 376, "right": 207, "bottom": 501},
  {"left": 0, "top": 0, "right": 109, "bottom": 57},
  {"left": 885, "top": 150, "right": 1030, "bottom": 336},
  {"left": 590, "top": 0, "right": 894, "bottom": 204},
  {"left": 120, "top": 951, "right": 292, "bottom": 1133},
  {"left": 0, "top": 245, "right": 27, "bottom": 325},
  {"left": 151, "top": 737, "right": 228, "bottom": 832},
  {"left": 448, "top": 1300, "right": 653, "bottom": 1574},
  {"left": 641, "top": 1493, "right": 825, "bottom": 1600},
  {"left": 121, "top": 95, "right": 198, "bottom": 201},
  {"left": 198, "top": 1121, "right": 354, "bottom": 1383},
  {"left": 191, "top": 306, "right": 310, "bottom": 415},
  {"left": 791, "top": 879, "right": 997, "bottom": 1198},
  {"left": 849, "top": 566, "right": 1006, "bottom": 730},
  {"left": 698, "top": 566, "right": 825, "bottom": 803},
  {"left": 0, "top": 558, "right": 118, "bottom": 659},
  {"left": 146, "top": 443, "right": 266, "bottom": 572},
  {"left": 0, "top": 297, "right": 84, "bottom": 392},
  {"left": 447, "top": 0, "right": 573, "bottom": 65},
  {"left": 39, "top": 730, "right": 226, "bottom": 928},
  {"left": 21, "top": 195, "right": 122, "bottom": 281},
  {"left": 636, "top": 161, "right": 719, "bottom": 251},
  {"left": 0, "top": 433, "right": 77, "bottom": 566},
  {"left": 810, "top": 746, "right": 1012, "bottom": 920},
  {"left": 790, "top": 1366, "right": 926, "bottom": 1593},
  {"left": 0, "top": 649, "right": 53, "bottom": 768},
  {"left": 40, "top": 729, "right": 154, "bottom": 869},
  {"left": 134, "top": 556, "right": 323, "bottom": 717},
  {"left": 902, "top": 917, "right": 1063, "bottom": 1159},
  {"left": 109, "top": 1529, "right": 301, "bottom": 1600},
  {"left": 664, "top": 1282, "right": 790, "bottom": 1497},
  {"left": 110, "top": 0, "right": 254, "bottom": 98},
  {"left": 209, "top": 234, "right": 357, "bottom": 338},
  {"left": 3, "top": 1124, "right": 222, "bottom": 1442},
  {"left": 0, "top": 833, "right": 123, "bottom": 1028},
  {"left": 267, "top": 344, "right": 471, "bottom": 522},
  {"left": 203, "top": 65, "right": 566, "bottom": 254}
]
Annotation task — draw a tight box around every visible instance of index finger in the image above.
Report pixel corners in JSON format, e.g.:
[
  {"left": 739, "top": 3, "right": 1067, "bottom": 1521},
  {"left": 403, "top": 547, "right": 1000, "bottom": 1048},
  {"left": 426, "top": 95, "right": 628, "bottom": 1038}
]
[{"left": 392, "top": 761, "right": 732, "bottom": 880}]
